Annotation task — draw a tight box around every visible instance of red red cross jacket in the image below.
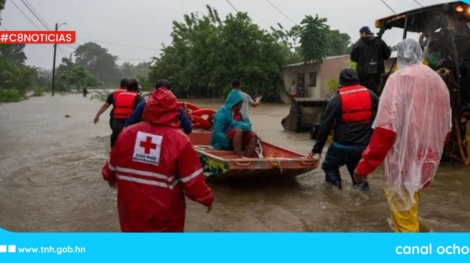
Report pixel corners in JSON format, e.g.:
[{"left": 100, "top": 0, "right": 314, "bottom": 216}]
[{"left": 102, "top": 88, "right": 214, "bottom": 232}]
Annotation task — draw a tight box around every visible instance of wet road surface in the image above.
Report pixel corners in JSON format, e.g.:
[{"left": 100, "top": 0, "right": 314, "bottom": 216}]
[{"left": 1, "top": 93, "right": 470, "bottom": 232}]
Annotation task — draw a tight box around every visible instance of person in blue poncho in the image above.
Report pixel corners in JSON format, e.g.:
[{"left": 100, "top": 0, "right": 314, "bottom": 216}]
[
  {"left": 211, "top": 89, "right": 257, "bottom": 158},
  {"left": 124, "top": 79, "right": 192, "bottom": 135}
]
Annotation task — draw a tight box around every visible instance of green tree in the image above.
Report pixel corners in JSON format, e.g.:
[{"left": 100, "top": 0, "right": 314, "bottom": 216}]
[
  {"left": 327, "top": 79, "right": 339, "bottom": 92},
  {"left": 327, "top": 60, "right": 357, "bottom": 92},
  {"left": 293, "top": 14, "right": 330, "bottom": 64},
  {"left": 273, "top": 16, "right": 352, "bottom": 62},
  {"left": 0, "top": 44, "right": 27, "bottom": 65},
  {"left": 347, "top": 60, "right": 357, "bottom": 69},
  {"left": 55, "top": 57, "right": 76, "bottom": 91},
  {"left": 0, "top": 0, "right": 39, "bottom": 101},
  {"left": 149, "top": 6, "right": 287, "bottom": 101},
  {"left": 120, "top": 62, "right": 136, "bottom": 78},
  {"left": 59, "top": 65, "right": 101, "bottom": 91},
  {"left": 270, "top": 23, "right": 302, "bottom": 64},
  {"left": 33, "top": 68, "right": 52, "bottom": 89},
  {"left": 326, "top": 30, "right": 351, "bottom": 56},
  {"left": 120, "top": 61, "right": 151, "bottom": 89},
  {"left": 0, "top": 0, "right": 7, "bottom": 52},
  {"left": 0, "top": 60, "right": 35, "bottom": 94},
  {"left": 74, "top": 42, "right": 121, "bottom": 84},
  {"left": 56, "top": 57, "right": 75, "bottom": 77}
]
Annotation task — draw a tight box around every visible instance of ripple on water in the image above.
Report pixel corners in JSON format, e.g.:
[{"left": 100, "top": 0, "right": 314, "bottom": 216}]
[
  {"left": 3, "top": 96, "right": 470, "bottom": 232},
  {"left": 11, "top": 152, "right": 98, "bottom": 187}
]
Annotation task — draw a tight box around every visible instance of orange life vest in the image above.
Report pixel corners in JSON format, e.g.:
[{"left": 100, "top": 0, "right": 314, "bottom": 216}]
[
  {"left": 338, "top": 84, "right": 372, "bottom": 124},
  {"left": 112, "top": 88, "right": 127, "bottom": 105},
  {"left": 113, "top": 92, "right": 137, "bottom": 120}
]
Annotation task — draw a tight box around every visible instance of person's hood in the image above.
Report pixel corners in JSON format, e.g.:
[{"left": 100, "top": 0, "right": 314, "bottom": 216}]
[
  {"left": 361, "top": 35, "right": 375, "bottom": 45},
  {"left": 397, "top": 38, "right": 423, "bottom": 69},
  {"left": 224, "top": 89, "right": 244, "bottom": 109},
  {"left": 142, "top": 88, "right": 180, "bottom": 128},
  {"left": 339, "top": 68, "right": 361, "bottom": 87}
]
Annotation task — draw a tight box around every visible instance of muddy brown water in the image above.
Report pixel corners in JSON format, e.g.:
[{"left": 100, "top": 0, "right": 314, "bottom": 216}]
[{"left": 1, "top": 93, "right": 470, "bottom": 232}]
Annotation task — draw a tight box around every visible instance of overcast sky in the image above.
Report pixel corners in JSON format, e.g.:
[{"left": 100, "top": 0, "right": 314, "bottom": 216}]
[{"left": 2, "top": 0, "right": 448, "bottom": 69}]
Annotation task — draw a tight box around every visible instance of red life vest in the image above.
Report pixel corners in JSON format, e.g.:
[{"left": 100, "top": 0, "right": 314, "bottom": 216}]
[
  {"left": 338, "top": 85, "right": 372, "bottom": 124},
  {"left": 112, "top": 88, "right": 127, "bottom": 105},
  {"left": 113, "top": 92, "right": 137, "bottom": 120}
]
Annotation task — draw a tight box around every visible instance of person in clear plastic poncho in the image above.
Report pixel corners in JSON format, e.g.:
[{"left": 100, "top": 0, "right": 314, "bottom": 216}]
[{"left": 353, "top": 38, "right": 452, "bottom": 232}]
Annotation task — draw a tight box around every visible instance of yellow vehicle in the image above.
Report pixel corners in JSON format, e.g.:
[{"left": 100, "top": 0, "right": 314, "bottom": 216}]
[{"left": 375, "top": 1, "right": 470, "bottom": 164}]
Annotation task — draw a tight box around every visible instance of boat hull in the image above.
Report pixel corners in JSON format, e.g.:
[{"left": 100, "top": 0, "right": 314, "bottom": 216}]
[{"left": 189, "top": 131, "right": 317, "bottom": 180}]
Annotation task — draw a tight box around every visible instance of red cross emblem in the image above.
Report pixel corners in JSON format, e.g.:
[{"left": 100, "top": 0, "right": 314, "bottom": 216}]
[{"left": 139, "top": 136, "right": 157, "bottom": 154}]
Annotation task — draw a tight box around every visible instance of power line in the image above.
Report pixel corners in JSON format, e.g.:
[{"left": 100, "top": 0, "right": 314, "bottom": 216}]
[
  {"left": 5, "top": 3, "right": 66, "bottom": 58},
  {"left": 380, "top": 0, "right": 397, "bottom": 14},
  {"left": 414, "top": 0, "right": 423, "bottom": 7},
  {"left": 12, "top": 0, "right": 159, "bottom": 52},
  {"left": 19, "top": 0, "right": 51, "bottom": 30},
  {"left": 1, "top": 25, "right": 150, "bottom": 62},
  {"left": 9, "top": 0, "right": 156, "bottom": 62},
  {"left": 0, "top": 26, "right": 54, "bottom": 52},
  {"left": 7, "top": 4, "right": 155, "bottom": 60},
  {"left": 23, "top": 0, "right": 52, "bottom": 29},
  {"left": 225, "top": 0, "right": 239, "bottom": 12},
  {"left": 9, "top": 0, "right": 42, "bottom": 30},
  {"left": 58, "top": 45, "right": 67, "bottom": 57},
  {"left": 265, "top": 0, "right": 297, "bottom": 25}
]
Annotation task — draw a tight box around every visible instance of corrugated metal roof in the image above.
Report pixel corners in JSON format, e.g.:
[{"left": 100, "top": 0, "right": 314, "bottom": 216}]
[{"left": 284, "top": 54, "right": 349, "bottom": 68}]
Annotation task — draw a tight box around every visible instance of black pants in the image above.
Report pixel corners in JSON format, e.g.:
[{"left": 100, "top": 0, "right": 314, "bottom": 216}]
[
  {"left": 110, "top": 119, "right": 126, "bottom": 148},
  {"left": 321, "top": 143, "right": 367, "bottom": 189},
  {"left": 109, "top": 109, "right": 114, "bottom": 130},
  {"left": 358, "top": 73, "right": 382, "bottom": 95}
]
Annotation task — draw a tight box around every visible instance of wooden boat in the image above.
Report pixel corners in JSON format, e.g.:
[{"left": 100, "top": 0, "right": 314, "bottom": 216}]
[{"left": 189, "top": 131, "right": 318, "bottom": 180}]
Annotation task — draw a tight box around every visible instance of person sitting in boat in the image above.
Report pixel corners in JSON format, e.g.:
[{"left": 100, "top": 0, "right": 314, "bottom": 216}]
[
  {"left": 101, "top": 87, "right": 214, "bottom": 232},
  {"left": 124, "top": 79, "right": 192, "bottom": 135},
  {"left": 211, "top": 89, "right": 257, "bottom": 158},
  {"left": 307, "top": 67, "right": 379, "bottom": 191}
]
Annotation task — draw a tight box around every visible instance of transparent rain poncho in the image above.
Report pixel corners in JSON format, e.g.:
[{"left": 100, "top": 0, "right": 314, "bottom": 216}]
[{"left": 374, "top": 38, "right": 452, "bottom": 211}]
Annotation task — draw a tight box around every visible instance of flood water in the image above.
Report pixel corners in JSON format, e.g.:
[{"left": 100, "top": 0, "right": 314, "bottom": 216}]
[{"left": 1, "top": 93, "right": 470, "bottom": 232}]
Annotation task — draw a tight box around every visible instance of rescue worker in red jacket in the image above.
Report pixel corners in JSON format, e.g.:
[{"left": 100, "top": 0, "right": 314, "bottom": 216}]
[
  {"left": 101, "top": 87, "right": 214, "bottom": 232},
  {"left": 307, "top": 68, "right": 379, "bottom": 190},
  {"left": 94, "top": 78, "right": 129, "bottom": 130},
  {"left": 110, "top": 79, "right": 145, "bottom": 148}
]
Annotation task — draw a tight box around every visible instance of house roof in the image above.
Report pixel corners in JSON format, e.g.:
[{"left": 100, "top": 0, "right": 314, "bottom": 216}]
[
  {"left": 283, "top": 55, "right": 349, "bottom": 68},
  {"left": 283, "top": 51, "right": 398, "bottom": 68}
]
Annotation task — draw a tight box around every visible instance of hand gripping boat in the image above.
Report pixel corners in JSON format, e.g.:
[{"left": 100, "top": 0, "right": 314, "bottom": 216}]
[{"left": 179, "top": 101, "right": 318, "bottom": 180}]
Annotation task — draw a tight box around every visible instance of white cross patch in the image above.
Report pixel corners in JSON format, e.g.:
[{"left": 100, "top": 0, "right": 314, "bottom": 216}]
[{"left": 132, "top": 131, "right": 163, "bottom": 166}]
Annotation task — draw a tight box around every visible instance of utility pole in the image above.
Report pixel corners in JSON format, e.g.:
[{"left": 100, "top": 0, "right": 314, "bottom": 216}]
[
  {"left": 51, "top": 22, "right": 58, "bottom": 96},
  {"left": 69, "top": 52, "right": 72, "bottom": 62}
]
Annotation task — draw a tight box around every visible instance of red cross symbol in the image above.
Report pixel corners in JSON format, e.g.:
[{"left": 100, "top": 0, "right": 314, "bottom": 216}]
[{"left": 139, "top": 136, "right": 157, "bottom": 154}]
